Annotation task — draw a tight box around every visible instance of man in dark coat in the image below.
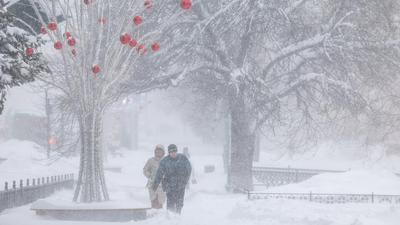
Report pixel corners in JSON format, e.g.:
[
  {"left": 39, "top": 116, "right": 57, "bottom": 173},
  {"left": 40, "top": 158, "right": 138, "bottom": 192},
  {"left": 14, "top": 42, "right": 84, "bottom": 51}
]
[{"left": 152, "top": 144, "right": 192, "bottom": 214}]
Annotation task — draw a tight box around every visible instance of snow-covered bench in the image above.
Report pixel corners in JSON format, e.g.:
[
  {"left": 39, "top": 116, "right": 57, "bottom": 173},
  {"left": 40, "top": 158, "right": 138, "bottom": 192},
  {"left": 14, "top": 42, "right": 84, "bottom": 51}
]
[{"left": 31, "top": 200, "right": 150, "bottom": 222}]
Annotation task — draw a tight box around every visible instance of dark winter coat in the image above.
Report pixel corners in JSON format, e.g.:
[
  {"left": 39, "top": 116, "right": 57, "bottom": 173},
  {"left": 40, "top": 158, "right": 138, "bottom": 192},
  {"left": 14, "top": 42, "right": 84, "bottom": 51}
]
[{"left": 153, "top": 154, "right": 192, "bottom": 193}]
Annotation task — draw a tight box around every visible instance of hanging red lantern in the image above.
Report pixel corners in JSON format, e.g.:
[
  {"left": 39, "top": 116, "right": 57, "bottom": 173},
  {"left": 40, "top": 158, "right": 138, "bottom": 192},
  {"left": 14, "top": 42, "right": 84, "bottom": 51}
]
[
  {"left": 181, "top": 0, "right": 192, "bottom": 10},
  {"left": 129, "top": 39, "right": 138, "bottom": 47},
  {"left": 92, "top": 64, "right": 101, "bottom": 74},
  {"left": 71, "top": 49, "right": 77, "bottom": 56},
  {"left": 26, "top": 48, "right": 34, "bottom": 56},
  {"left": 144, "top": 0, "right": 152, "bottom": 9},
  {"left": 64, "top": 32, "right": 72, "bottom": 38},
  {"left": 120, "top": 33, "right": 131, "bottom": 45},
  {"left": 67, "top": 37, "right": 76, "bottom": 47},
  {"left": 48, "top": 138, "right": 56, "bottom": 145},
  {"left": 137, "top": 44, "right": 146, "bottom": 54},
  {"left": 54, "top": 41, "right": 63, "bottom": 50},
  {"left": 48, "top": 22, "right": 57, "bottom": 31},
  {"left": 40, "top": 26, "right": 47, "bottom": 34},
  {"left": 151, "top": 42, "right": 160, "bottom": 52},
  {"left": 137, "top": 44, "right": 145, "bottom": 51},
  {"left": 84, "top": 0, "right": 91, "bottom": 5},
  {"left": 133, "top": 16, "right": 142, "bottom": 26},
  {"left": 98, "top": 17, "right": 106, "bottom": 24}
]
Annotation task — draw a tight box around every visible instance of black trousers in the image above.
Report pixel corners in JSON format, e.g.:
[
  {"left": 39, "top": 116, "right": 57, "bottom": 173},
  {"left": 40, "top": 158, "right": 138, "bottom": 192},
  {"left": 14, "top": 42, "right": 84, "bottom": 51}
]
[{"left": 166, "top": 188, "right": 186, "bottom": 214}]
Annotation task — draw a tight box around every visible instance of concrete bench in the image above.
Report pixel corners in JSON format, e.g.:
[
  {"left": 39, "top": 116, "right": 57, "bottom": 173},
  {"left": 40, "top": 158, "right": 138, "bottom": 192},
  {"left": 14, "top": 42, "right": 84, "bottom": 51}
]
[{"left": 31, "top": 200, "right": 150, "bottom": 222}]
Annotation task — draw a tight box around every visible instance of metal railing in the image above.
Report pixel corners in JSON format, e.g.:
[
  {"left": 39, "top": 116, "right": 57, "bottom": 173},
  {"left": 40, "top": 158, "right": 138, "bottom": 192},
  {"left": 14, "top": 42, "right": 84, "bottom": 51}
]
[
  {"left": 247, "top": 191, "right": 400, "bottom": 204},
  {"left": 0, "top": 174, "right": 74, "bottom": 212},
  {"left": 252, "top": 166, "right": 346, "bottom": 188},
  {"left": 250, "top": 166, "right": 400, "bottom": 204},
  {"left": 252, "top": 166, "right": 400, "bottom": 188}
]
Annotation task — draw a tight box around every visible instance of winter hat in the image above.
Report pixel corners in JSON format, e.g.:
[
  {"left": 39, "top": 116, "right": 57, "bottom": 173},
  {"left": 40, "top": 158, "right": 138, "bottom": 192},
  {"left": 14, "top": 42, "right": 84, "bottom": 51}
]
[
  {"left": 168, "top": 144, "right": 178, "bottom": 153},
  {"left": 155, "top": 144, "right": 165, "bottom": 153}
]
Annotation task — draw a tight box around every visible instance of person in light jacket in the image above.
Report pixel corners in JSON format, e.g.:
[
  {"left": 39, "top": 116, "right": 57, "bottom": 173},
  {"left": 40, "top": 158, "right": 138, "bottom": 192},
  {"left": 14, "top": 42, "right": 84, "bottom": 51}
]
[{"left": 143, "top": 144, "right": 166, "bottom": 209}]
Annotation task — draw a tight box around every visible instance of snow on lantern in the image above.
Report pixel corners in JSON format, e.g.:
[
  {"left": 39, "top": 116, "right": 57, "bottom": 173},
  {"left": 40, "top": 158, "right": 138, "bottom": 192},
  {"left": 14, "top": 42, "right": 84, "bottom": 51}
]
[
  {"left": 181, "top": 0, "right": 192, "bottom": 10},
  {"left": 120, "top": 33, "right": 131, "bottom": 45},
  {"left": 67, "top": 37, "right": 76, "bottom": 47},
  {"left": 54, "top": 41, "right": 63, "bottom": 50},
  {"left": 26, "top": 48, "right": 34, "bottom": 56},
  {"left": 137, "top": 44, "right": 146, "bottom": 54},
  {"left": 92, "top": 64, "right": 101, "bottom": 74},
  {"left": 47, "top": 22, "right": 57, "bottom": 31},
  {"left": 129, "top": 39, "right": 138, "bottom": 47},
  {"left": 133, "top": 16, "right": 143, "bottom": 26},
  {"left": 40, "top": 26, "right": 47, "bottom": 34}
]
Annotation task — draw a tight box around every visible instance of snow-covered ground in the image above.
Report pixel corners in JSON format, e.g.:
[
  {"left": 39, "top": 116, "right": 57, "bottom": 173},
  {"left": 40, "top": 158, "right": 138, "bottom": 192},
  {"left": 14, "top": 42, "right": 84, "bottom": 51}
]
[{"left": 1, "top": 139, "right": 400, "bottom": 225}]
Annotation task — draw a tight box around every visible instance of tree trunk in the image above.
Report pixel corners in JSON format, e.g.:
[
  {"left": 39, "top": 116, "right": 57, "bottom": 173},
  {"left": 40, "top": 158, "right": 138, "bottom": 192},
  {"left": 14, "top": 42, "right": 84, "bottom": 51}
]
[
  {"left": 228, "top": 93, "right": 255, "bottom": 192},
  {"left": 223, "top": 113, "right": 231, "bottom": 174},
  {"left": 73, "top": 110, "right": 109, "bottom": 202},
  {"left": 253, "top": 131, "right": 260, "bottom": 162}
]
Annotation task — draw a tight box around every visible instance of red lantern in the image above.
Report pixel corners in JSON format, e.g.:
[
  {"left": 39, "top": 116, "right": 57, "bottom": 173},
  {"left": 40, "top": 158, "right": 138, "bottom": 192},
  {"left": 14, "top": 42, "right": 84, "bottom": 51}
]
[
  {"left": 129, "top": 39, "right": 138, "bottom": 47},
  {"left": 84, "top": 0, "right": 91, "bottom": 5},
  {"left": 54, "top": 41, "right": 63, "bottom": 50},
  {"left": 48, "top": 22, "right": 57, "bottom": 31},
  {"left": 137, "top": 44, "right": 145, "bottom": 51},
  {"left": 144, "top": 0, "right": 152, "bottom": 9},
  {"left": 120, "top": 33, "right": 131, "bottom": 45},
  {"left": 48, "top": 138, "right": 56, "bottom": 145},
  {"left": 137, "top": 44, "right": 146, "bottom": 54},
  {"left": 71, "top": 49, "right": 77, "bottom": 56},
  {"left": 181, "top": 0, "right": 192, "bottom": 10},
  {"left": 67, "top": 37, "right": 76, "bottom": 46},
  {"left": 64, "top": 32, "right": 72, "bottom": 38},
  {"left": 92, "top": 64, "right": 101, "bottom": 74},
  {"left": 40, "top": 26, "right": 47, "bottom": 34},
  {"left": 98, "top": 17, "right": 106, "bottom": 24},
  {"left": 151, "top": 42, "right": 160, "bottom": 52},
  {"left": 133, "top": 16, "right": 142, "bottom": 26},
  {"left": 26, "top": 48, "right": 34, "bottom": 56}
]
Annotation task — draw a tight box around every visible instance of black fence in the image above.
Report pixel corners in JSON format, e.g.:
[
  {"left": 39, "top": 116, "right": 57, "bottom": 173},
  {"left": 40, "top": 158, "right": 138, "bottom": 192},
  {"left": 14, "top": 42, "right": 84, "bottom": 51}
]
[
  {"left": 0, "top": 174, "right": 74, "bottom": 212},
  {"left": 250, "top": 166, "right": 400, "bottom": 204},
  {"left": 252, "top": 166, "right": 400, "bottom": 189},
  {"left": 247, "top": 191, "right": 400, "bottom": 204},
  {"left": 252, "top": 166, "right": 346, "bottom": 188}
]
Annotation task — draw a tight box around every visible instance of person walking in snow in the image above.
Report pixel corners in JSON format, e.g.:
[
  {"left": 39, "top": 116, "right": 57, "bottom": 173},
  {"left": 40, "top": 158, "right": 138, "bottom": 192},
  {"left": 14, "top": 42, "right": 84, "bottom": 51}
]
[
  {"left": 143, "top": 144, "right": 166, "bottom": 209},
  {"left": 152, "top": 144, "right": 192, "bottom": 214}
]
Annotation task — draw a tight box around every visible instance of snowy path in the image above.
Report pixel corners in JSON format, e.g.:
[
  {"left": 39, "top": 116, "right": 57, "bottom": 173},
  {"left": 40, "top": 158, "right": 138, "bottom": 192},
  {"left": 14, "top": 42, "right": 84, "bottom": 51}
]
[
  {"left": 1, "top": 142, "right": 400, "bottom": 225},
  {"left": 1, "top": 189, "right": 400, "bottom": 225}
]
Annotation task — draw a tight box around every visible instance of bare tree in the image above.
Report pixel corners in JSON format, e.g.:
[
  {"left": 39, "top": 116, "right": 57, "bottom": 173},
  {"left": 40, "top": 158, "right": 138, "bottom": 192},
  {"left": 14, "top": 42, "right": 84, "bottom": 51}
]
[{"left": 178, "top": 0, "right": 398, "bottom": 191}]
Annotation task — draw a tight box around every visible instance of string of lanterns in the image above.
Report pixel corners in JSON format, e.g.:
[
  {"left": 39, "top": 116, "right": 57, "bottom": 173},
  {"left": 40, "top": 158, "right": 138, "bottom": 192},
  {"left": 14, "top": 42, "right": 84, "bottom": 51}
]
[{"left": 27, "top": 0, "right": 192, "bottom": 75}]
